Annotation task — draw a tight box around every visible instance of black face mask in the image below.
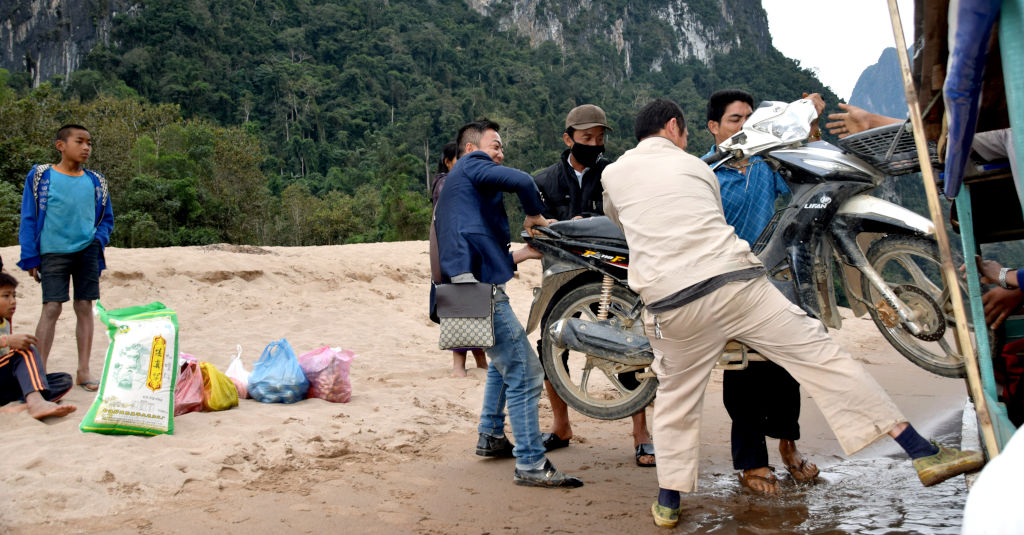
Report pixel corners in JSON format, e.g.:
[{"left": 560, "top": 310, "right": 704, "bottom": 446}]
[{"left": 570, "top": 143, "right": 604, "bottom": 168}]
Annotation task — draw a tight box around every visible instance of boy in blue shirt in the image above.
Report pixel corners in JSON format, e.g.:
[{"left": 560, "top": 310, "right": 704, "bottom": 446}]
[{"left": 18, "top": 124, "right": 114, "bottom": 392}]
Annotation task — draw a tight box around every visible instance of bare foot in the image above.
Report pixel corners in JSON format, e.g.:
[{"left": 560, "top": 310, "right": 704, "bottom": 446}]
[
  {"left": 25, "top": 392, "right": 77, "bottom": 420},
  {"left": 0, "top": 403, "right": 28, "bottom": 414},
  {"left": 779, "top": 439, "right": 819, "bottom": 482},
  {"left": 450, "top": 368, "right": 468, "bottom": 378},
  {"left": 738, "top": 467, "right": 780, "bottom": 494}
]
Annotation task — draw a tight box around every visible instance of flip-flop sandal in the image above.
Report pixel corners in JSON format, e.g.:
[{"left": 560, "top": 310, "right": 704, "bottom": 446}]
[
  {"left": 542, "top": 432, "right": 570, "bottom": 451},
  {"left": 738, "top": 467, "right": 781, "bottom": 495},
  {"left": 635, "top": 443, "right": 656, "bottom": 467},
  {"left": 785, "top": 458, "right": 820, "bottom": 482},
  {"left": 77, "top": 380, "right": 99, "bottom": 392}
]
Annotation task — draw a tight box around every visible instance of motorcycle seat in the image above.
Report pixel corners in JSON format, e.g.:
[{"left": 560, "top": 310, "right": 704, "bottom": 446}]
[{"left": 549, "top": 216, "right": 626, "bottom": 243}]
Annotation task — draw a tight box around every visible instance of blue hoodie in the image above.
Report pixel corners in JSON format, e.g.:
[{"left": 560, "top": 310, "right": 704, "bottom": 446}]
[{"left": 18, "top": 164, "right": 115, "bottom": 272}]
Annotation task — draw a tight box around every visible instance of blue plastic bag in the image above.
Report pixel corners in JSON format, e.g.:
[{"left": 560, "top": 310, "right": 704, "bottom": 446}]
[{"left": 248, "top": 339, "right": 309, "bottom": 404}]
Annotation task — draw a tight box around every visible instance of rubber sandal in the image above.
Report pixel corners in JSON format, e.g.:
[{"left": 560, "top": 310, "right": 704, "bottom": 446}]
[
  {"left": 651, "top": 502, "right": 680, "bottom": 528},
  {"left": 737, "top": 467, "right": 781, "bottom": 495},
  {"left": 635, "top": 443, "right": 656, "bottom": 467},
  {"left": 785, "top": 458, "right": 820, "bottom": 483},
  {"left": 77, "top": 380, "right": 99, "bottom": 392},
  {"left": 542, "top": 432, "right": 570, "bottom": 451}
]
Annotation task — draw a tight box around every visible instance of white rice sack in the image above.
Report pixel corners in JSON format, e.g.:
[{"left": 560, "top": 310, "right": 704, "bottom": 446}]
[{"left": 80, "top": 302, "right": 180, "bottom": 436}]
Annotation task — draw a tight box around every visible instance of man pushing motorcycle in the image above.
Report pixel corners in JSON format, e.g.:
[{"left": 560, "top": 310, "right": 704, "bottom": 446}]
[{"left": 600, "top": 98, "right": 984, "bottom": 529}]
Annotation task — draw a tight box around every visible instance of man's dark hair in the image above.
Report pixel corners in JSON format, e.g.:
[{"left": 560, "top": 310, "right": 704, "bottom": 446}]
[
  {"left": 56, "top": 124, "right": 89, "bottom": 142},
  {"left": 437, "top": 141, "right": 458, "bottom": 173},
  {"left": 706, "top": 89, "right": 754, "bottom": 124},
  {"left": 634, "top": 99, "right": 687, "bottom": 141},
  {"left": 456, "top": 119, "right": 500, "bottom": 156},
  {"left": 0, "top": 271, "right": 17, "bottom": 290}
]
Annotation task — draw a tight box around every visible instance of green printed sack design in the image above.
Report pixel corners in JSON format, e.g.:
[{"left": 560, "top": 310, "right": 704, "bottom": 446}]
[{"left": 80, "top": 302, "right": 180, "bottom": 436}]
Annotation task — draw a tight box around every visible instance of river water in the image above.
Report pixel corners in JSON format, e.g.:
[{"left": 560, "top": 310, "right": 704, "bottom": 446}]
[{"left": 672, "top": 428, "right": 968, "bottom": 534}]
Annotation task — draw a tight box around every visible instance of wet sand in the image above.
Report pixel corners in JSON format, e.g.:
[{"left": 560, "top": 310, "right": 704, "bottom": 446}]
[{"left": 0, "top": 242, "right": 970, "bottom": 534}]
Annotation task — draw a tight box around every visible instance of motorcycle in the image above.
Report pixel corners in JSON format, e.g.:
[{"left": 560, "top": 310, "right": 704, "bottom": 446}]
[{"left": 523, "top": 99, "right": 971, "bottom": 421}]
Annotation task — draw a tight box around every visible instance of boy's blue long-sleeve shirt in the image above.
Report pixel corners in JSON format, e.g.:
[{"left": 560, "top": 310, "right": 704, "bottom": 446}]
[
  {"left": 434, "top": 151, "right": 545, "bottom": 284},
  {"left": 18, "top": 164, "right": 114, "bottom": 271}
]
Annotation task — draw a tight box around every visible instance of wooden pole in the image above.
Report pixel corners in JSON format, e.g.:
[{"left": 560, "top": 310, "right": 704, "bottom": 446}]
[{"left": 886, "top": 0, "right": 1000, "bottom": 458}]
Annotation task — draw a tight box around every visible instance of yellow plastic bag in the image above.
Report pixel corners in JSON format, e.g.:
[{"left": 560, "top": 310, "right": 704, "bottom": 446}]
[{"left": 199, "top": 362, "right": 239, "bottom": 411}]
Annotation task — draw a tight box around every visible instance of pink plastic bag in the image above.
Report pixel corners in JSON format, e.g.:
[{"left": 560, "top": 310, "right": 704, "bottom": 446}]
[
  {"left": 174, "top": 360, "right": 203, "bottom": 416},
  {"left": 225, "top": 345, "right": 250, "bottom": 399},
  {"left": 298, "top": 346, "right": 354, "bottom": 403}
]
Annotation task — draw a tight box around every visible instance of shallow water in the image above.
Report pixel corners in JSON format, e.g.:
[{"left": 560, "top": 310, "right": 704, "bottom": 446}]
[{"left": 672, "top": 429, "right": 967, "bottom": 535}]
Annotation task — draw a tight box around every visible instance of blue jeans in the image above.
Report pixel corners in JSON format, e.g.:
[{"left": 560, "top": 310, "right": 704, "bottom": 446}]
[{"left": 477, "top": 293, "right": 545, "bottom": 467}]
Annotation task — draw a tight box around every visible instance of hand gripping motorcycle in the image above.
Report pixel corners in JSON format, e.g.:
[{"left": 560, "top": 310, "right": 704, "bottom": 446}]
[{"left": 525, "top": 99, "right": 971, "bottom": 420}]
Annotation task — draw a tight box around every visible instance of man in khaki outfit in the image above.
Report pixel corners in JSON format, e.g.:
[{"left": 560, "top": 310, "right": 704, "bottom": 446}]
[{"left": 600, "top": 98, "right": 984, "bottom": 529}]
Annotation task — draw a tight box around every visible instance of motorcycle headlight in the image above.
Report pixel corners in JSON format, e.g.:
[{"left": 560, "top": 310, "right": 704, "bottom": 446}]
[
  {"left": 751, "top": 113, "right": 811, "bottom": 143},
  {"left": 749, "top": 99, "right": 818, "bottom": 144}
]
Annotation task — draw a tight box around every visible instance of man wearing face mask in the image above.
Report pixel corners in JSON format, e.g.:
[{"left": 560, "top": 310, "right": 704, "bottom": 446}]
[
  {"left": 534, "top": 105, "right": 611, "bottom": 221},
  {"left": 532, "top": 105, "right": 657, "bottom": 468}
]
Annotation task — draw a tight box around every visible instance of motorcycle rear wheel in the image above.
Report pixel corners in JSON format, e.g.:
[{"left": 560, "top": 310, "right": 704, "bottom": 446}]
[
  {"left": 861, "top": 235, "right": 969, "bottom": 378},
  {"left": 541, "top": 282, "right": 658, "bottom": 420}
]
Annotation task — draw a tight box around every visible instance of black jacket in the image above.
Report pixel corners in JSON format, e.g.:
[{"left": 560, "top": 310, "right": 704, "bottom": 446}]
[{"left": 533, "top": 149, "right": 609, "bottom": 221}]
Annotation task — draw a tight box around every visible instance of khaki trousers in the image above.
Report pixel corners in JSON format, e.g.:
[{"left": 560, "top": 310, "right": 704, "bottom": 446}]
[{"left": 646, "top": 276, "right": 905, "bottom": 492}]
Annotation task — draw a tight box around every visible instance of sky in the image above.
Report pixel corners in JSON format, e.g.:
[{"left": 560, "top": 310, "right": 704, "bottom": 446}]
[{"left": 761, "top": 0, "right": 915, "bottom": 101}]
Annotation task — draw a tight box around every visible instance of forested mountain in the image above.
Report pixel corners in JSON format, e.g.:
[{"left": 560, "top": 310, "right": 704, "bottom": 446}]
[{"left": 0, "top": 0, "right": 837, "bottom": 248}]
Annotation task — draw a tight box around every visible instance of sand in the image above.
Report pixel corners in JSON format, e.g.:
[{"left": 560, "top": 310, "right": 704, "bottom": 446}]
[{"left": 0, "top": 242, "right": 970, "bottom": 534}]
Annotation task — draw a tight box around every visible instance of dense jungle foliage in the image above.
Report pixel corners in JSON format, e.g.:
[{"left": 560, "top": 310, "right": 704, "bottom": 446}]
[{"left": 1, "top": 0, "right": 839, "bottom": 248}]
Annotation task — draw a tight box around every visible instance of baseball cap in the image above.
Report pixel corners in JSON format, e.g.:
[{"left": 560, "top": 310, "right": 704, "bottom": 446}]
[{"left": 565, "top": 104, "right": 612, "bottom": 131}]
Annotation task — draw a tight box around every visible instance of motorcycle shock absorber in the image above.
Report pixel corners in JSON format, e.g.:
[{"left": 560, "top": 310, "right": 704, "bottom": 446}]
[{"left": 597, "top": 275, "right": 614, "bottom": 321}]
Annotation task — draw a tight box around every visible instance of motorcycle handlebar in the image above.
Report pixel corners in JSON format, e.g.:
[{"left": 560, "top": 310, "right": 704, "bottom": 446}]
[{"left": 701, "top": 149, "right": 732, "bottom": 166}]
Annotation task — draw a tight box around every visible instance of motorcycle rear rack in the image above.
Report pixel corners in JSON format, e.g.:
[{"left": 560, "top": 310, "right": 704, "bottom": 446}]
[
  {"left": 719, "top": 342, "right": 767, "bottom": 370},
  {"left": 837, "top": 122, "right": 941, "bottom": 176}
]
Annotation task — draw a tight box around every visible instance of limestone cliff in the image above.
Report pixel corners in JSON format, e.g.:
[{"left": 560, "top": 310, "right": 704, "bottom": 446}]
[
  {"left": 0, "top": 0, "right": 138, "bottom": 85},
  {"left": 467, "top": 0, "right": 772, "bottom": 75},
  {"left": 1, "top": 0, "right": 773, "bottom": 86},
  {"left": 849, "top": 47, "right": 908, "bottom": 118}
]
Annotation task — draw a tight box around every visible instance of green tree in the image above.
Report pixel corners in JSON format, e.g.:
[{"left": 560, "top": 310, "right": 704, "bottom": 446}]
[{"left": 0, "top": 180, "right": 21, "bottom": 245}]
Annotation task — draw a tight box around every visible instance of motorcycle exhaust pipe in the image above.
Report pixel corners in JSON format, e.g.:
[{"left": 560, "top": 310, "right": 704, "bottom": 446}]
[{"left": 548, "top": 318, "right": 654, "bottom": 366}]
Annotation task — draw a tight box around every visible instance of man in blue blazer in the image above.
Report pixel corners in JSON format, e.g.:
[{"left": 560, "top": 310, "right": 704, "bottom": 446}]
[{"left": 435, "top": 119, "right": 583, "bottom": 488}]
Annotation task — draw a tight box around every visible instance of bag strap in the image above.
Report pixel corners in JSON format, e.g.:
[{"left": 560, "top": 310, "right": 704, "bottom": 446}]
[
  {"left": 429, "top": 206, "right": 442, "bottom": 284},
  {"left": 85, "top": 168, "right": 110, "bottom": 208},
  {"left": 32, "top": 164, "right": 52, "bottom": 216}
]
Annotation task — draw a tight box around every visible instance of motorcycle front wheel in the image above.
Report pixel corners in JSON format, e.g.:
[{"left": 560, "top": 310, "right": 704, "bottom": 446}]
[
  {"left": 541, "top": 281, "right": 658, "bottom": 420},
  {"left": 861, "top": 235, "right": 969, "bottom": 378}
]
